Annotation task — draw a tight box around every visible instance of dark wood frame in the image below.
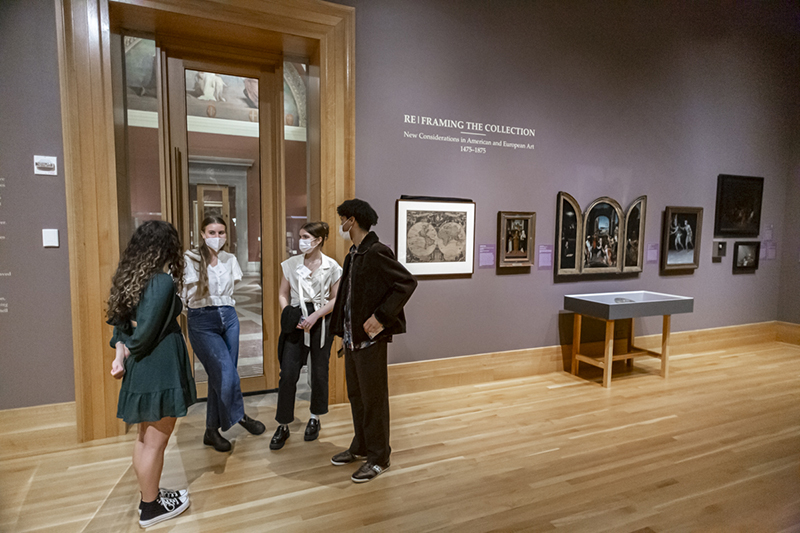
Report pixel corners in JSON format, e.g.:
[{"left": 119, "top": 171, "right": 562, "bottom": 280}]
[
  {"left": 555, "top": 192, "right": 582, "bottom": 276},
  {"left": 661, "top": 206, "right": 703, "bottom": 272},
  {"left": 581, "top": 197, "right": 623, "bottom": 274},
  {"left": 621, "top": 196, "right": 647, "bottom": 273},
  {"left": 732, "top": 241, "right": 760, "bottom": 273},
  {"left": 497, "top": 211, "right": 535, "bottom": 269},
  {"left": 714, "top": 174, "right": 764, "bottom": 238}
]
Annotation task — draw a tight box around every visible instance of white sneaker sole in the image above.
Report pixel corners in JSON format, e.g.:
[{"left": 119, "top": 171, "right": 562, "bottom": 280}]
[{"left": 138, "top": 498, "right": 190, "bottom": 528}]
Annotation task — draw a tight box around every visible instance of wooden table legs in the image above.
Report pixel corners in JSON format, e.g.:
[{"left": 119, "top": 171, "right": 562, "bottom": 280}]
[
  {"left": 570, "top": 313, "right": 673, "bottom": 388},
  {"left": 603, "top": 319, "right": 615, "bottom": 388}
]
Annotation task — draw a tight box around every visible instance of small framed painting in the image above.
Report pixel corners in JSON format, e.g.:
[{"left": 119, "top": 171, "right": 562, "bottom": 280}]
[
  {"left": 582, "top": 197, "right": 623, "bottom": 274},
  {"left": 732, "top": 241, "right": 760, "bottom": 274},
  {"left": 714, "top": 174, "right": 763, "bottom": 238},
  {"left": 621, "top": 196, "right": 647, "bottom": 273},
  {"left": 661, "top": 206, "right": 703, "bottom": 272},
  {"left": 396, "top": 198, "right": 476, "bottom": 276},
  {"left": 497, "top": 211, "right": 535, "bottom": 268},
  {"left": 555, "top": 192, "right": 582, "bottom": 276}
]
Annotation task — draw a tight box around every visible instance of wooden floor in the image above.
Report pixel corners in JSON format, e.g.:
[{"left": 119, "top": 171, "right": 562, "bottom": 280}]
[{"left": 2, "top": 340, "right": 800, "bottom": 532}]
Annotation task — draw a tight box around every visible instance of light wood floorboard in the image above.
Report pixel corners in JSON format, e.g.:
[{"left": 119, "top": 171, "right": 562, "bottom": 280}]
[{"left": 2, "top": 341, "right": 799, "bottom": 531}]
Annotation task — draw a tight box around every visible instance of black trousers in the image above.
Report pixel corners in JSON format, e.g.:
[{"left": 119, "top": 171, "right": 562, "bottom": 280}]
[
  {"left": 275, "top": 313, "right": 332, "bottom": 425},
  {"left": 345, "top": 341, "right": 390, "bottom": 466}
]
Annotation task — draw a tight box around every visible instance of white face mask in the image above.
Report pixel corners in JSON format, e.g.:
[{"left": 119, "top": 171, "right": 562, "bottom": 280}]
[
  {"left": 298, "top": 237, "right": 317, "bottom": 254},
  {"left": 205, "top": 236, "right": 226, "bottom": 252},
  {"left": 339, "top": 220, "right": 352, "bottom": 241}
]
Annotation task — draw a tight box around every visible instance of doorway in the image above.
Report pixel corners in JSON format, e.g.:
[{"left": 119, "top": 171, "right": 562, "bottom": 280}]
[{"left": 58, "top": 0, "right": 354, "bottom": 441}]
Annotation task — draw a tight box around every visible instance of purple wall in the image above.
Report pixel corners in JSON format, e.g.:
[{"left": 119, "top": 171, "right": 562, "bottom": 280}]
[
  {"left": 0, "top": 0, "right": 75, "bottom": 407},
  {"left": 333, "top": 0, "right": 800, "bottom": 363}
]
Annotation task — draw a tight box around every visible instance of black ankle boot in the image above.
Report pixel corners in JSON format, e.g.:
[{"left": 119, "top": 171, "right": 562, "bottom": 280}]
[{"left": 203, "top": 428, "right": 232, "bottom": 452}]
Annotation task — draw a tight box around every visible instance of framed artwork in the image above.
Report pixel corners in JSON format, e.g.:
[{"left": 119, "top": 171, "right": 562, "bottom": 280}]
[
  {"left": 732, "top": 241, "right": 760, "bottom": 273},
  {"left": 555, "top": 192, "right": 582, "bottom": 276},
  {"left": 396, "top": 199, "right": 476, "bottom": 276},
  {"left": 714, "top": 174, "right": 764, "bottom": 238},
  {"left": 581, "top": 197, "right": 623, "bottom": 274},
  {"left": 622, "top": 196, "right": 647, "bottom": 273},
  {"left": 661, "top": 206, "right": 703, "bottom": 272},
  {"left": 497, "top": 211, "right": 535, "bottom": 268}
]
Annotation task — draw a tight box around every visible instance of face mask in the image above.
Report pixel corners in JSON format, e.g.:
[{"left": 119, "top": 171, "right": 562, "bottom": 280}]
[
  {"left": 339, "top": 220, "right": 352, "bottom": 240},
  {"left": 205, "top": 236, "right": 226, "bottom": 252},
  {"left": 298, "top": 238, "right": 317, "bottom": 254}
]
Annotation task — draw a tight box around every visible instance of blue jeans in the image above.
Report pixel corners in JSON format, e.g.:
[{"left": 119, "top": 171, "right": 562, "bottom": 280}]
[{"left": 187, "top": 306, "right": 245, "bottom": 431}]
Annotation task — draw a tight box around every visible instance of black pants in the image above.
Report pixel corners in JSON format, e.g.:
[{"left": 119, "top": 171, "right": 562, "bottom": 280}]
[
  {"left": 275, "top": 313, "right": 333, "bottom": 425},
  {"left": 345, "top": 341, "right": 390, "bottom": 466}
]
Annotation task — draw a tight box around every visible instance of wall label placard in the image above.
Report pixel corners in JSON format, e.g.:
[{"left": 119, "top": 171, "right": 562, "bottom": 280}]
[{"left": 403, "top": 113, "right": 536, "bottom": 155}]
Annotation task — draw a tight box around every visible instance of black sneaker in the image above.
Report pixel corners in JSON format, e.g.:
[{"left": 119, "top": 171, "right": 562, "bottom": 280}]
[
  {"left": 330, "top": 450, "right": 366, "bottom": 466},
  {"left": 203, "top": 428, "right": 232, "bottom": 452},
  {"left": 351, "top": 461, "right": 390, "bottom": 483},
  {"left": 139, "top": 488, "right": 188, "bottom": 515},
  {"left": 239, "top": 414, "right": 266, "bottom": 435},
  {"left": 269, "top": 425, "right": 290, "bottom": 450},
  {"left": 304, "top": 419, "right": 320, "bottom": 441},
  {"left": 138, "top": 494, "right": 190, "bottom": 528}
]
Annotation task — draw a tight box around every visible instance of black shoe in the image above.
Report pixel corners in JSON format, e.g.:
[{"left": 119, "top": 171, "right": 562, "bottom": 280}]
[
  {"left": 330, "top": 450, "right": 366, "bottom": 466},
  {"left": 139, "top": 488, "right": 188, "bottom": 515},
  {"left": 351, "top": 461, "right": 390, "bottom": 483},
  {"left": 239, "top": 414, "right": 266, "bottom": 435},
  {"left": 203, "top": 428, "right": 232, "bottom": 452},
  {"left": 138, "top": 494, "right": 190, "bottom": 528},
  {"left": 304, "top": 419, "right": 320, "bottom": 441},
  {"left": 269, "top": 425, "right": 290, "bottom": 450}
]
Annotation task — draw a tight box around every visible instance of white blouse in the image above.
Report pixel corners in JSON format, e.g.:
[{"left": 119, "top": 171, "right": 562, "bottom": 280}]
[
  {"left": 181, "top": 250, "right": 243, "bottom": 309},
  {"left": 281, "top": 253, "right": 342, "bottom": 347}
]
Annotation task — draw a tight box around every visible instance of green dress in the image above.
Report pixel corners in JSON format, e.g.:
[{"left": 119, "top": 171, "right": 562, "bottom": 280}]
[{"left": 110, "top": 273, "right": 197, "bottom": 424}]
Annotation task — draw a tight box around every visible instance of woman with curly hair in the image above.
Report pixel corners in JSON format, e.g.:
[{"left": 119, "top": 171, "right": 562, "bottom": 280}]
[
  {"left": 181, "top": 215, "right": 265, "bottom": 452},
  {"left": 107, "top": 220, "right": 196, "bottom": 528}
]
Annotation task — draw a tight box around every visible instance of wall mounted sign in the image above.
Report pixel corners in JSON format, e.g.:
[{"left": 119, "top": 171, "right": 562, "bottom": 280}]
[{"left": 402, "top": 113, "right": 536, "bottom": 157}]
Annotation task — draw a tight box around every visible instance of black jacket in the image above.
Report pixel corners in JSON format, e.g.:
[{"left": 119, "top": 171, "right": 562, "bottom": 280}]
[{"left": 330, "top": 231, "right": 417, "bottom": 345}]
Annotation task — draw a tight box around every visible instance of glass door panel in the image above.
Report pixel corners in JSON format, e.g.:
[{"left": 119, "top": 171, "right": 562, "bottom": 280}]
[{"left": 184, "top": 67, "right": 264, "bottom": 383}]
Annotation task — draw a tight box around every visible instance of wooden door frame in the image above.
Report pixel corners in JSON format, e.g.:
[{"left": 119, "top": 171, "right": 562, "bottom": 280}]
[{"left": 55, "top": 0, "right": 355, "bottom": 442}]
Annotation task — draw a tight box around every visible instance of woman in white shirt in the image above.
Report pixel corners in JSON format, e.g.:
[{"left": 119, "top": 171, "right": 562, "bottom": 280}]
[
  {"left": 270, "top": 222, "right": 342, "bottom": 450},
  {"left": 182, "top": 215, "right": 265, "bottom": 452}
]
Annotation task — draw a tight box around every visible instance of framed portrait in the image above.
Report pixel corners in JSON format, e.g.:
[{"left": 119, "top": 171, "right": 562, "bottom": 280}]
[
  {"left": 621, "top": 196, "right": 647, "bottom": 273},
  {"left": 661, "top": 206, "right": 703, "bottom": 272},
  {"left": 714, "top": 174, "right": 764, "bottom": 238},
  {"left": 396, "top": 199, "right": 476, "bottom": 276},
  {"left": 581, "top": 197, "right": 623, "bottom": 274},
  {"left": 497, "top": 211, "right": 535, "bottom": 268},
  {"left": 732, "top": 241, "right": 760, "bottom": 274},
  {"left": 555, "top": 192, "right": 582, "bottom": 276}
]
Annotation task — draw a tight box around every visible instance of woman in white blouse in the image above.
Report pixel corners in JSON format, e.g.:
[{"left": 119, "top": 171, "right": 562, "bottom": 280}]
[
  {"left": 270, "top": 221, "right": 342, "bottom": 450},
  {"left": 182, "top": 215, "right": 265, "bottom": 452}
]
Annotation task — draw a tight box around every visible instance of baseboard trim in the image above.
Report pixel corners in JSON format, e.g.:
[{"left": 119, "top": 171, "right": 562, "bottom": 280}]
[
  {"left": 0, "top": 402, "right": 78, "bottom": 461},
  {"left": 388, "top": 320, "right": 800, "bottom": 396}
]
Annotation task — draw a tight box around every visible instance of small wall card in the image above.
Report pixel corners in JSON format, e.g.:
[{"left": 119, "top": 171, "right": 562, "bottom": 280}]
[{"left": 34, "top": 155, "right": 57, "bottom": 175}]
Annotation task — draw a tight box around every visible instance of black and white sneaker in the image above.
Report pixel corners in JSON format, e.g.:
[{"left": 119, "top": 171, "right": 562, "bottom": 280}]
[
  {"left": 138, "top": 494, "right": 190, "bottom": 528},
  {"left": 138, "top": 488, "right": 188, "bottom": 515},
  {"left": 351, "top": 461, "right": 390, "bottom": 483}
]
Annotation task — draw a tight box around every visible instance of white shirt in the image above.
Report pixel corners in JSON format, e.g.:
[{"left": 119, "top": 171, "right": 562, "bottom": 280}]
[
  {"left": 181, "top": 250, "right": 243, "bottom": 309},
  {"left": 281, "top": 253, "right": 342, "bottom": 347}
]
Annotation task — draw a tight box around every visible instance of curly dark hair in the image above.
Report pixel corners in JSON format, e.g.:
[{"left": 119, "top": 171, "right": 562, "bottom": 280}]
[
  {"left": 337, "top": 199, "right": 379, "bottom": 230},
  {"left": 107, "top": 220, "right": 184, "bottom": 324}
]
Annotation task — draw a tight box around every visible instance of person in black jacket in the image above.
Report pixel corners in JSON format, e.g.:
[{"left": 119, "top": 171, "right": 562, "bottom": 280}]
[{"left": 329, "top": 199, "right": 417, "bottom": 483}]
